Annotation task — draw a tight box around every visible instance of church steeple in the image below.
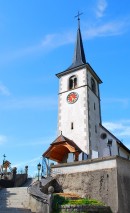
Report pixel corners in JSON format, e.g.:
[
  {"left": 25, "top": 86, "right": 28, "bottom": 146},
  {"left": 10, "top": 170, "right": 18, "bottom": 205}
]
[{"left": 67, "top": 13, "right": 86, "bottom": 70}]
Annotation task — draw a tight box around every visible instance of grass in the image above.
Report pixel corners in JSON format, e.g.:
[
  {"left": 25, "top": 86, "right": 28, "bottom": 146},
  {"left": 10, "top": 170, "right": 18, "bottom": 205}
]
[{"left": 66, "top": 198, "right": 103, "bottom": 205}]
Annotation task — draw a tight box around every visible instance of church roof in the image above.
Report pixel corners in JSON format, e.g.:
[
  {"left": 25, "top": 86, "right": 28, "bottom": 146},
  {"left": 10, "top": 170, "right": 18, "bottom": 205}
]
[
  {"left": 51, "top": 134, "right": 81, "bottom": 150},
  {"left": 43, "top": 134, "right": 81, "bottom": 162},
  {"left": 56, "top": 62, "right": 102, "bottom": 84},
  {"left": 67, "top": 26, "right": 86, "bottom": 70},
  {"left": 56, "top": 23, "right": 102, "bottom": 84}
]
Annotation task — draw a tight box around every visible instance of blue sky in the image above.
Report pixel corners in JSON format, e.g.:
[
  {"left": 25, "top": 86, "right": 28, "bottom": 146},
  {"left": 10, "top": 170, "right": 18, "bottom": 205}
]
[{"left": 0, "top": 0, "right": 130, "bottom": 176}]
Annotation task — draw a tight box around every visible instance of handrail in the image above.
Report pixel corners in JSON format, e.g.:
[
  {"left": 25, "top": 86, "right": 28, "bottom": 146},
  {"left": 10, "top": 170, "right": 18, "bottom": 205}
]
[
  {"left": 28, "top": 184, "right": 48, "bottom": 204},
  {"left": 27, "top": 177, "right": 54, "bottom": 204}
]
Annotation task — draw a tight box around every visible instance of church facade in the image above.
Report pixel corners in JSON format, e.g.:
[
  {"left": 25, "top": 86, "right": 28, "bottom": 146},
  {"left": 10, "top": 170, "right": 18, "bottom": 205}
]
[{"left": 43, "top": 20, "right": 130, "bottom": 163}]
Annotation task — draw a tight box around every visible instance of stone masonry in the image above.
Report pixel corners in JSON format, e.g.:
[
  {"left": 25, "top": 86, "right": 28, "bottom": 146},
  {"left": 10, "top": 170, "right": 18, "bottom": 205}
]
[{"left": 52, "top": 156, "right": 130, "bottom": 213}]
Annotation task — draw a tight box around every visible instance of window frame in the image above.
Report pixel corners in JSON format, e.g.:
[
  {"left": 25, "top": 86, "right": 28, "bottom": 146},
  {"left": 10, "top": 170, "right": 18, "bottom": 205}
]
[
  {"left": 91, "top": 77, "right": 96, "bottom": 94},
  {"left": 68, "top": 75, "right": 78, "bottom": 90}
]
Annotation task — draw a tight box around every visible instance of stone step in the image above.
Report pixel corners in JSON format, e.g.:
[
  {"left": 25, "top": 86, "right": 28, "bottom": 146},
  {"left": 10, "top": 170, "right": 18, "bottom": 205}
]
[
  {"left": 0, "top": 210, "right": 32, "bottom": 213},
  {"left": 0, "top": 196, "right": 29, "bottom": 199},
  {"left": 0, "top": 187, "right": 31, "bottom": 212},
  {"left": 0, "top": 202, "right": 28, "bottom": 208},
  {"left": 0, "top": 202, "right": 29, "bottom": 207},
  {"left": 2, "top": 196, "right": 29, "bottom": 199}
]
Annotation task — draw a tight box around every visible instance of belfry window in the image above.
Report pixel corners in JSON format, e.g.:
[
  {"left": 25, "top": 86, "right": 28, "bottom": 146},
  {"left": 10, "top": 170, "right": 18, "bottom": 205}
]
[
  {"left": 69, "top": 75, "right": 77, "bottom": 90},
  {"left": 91, "top": 78, "right": 96, "bottom": 93},
  {"left": 71, "top": 122, "right": 74, "bottom": 130}
]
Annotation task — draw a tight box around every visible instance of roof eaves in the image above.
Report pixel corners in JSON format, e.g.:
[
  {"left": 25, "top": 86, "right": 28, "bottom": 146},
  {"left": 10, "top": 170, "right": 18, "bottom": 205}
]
[
  {"left": 86, "top": 63, "right": 102, "bottom": 84},
  {"left": 56, "top": 64, "right": 87, "bottom": 78}
]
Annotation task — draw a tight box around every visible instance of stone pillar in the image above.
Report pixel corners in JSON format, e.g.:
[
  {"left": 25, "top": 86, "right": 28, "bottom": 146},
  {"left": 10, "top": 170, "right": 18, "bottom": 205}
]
[
  {"left": 25, "top": 165, "right": 28, "bottom": 180},
  {"left": 12, "top": 167, "right": 17, "bottom": 186},
  {"left": 47, "top": 186, "right": 54, "bottom": 213}
]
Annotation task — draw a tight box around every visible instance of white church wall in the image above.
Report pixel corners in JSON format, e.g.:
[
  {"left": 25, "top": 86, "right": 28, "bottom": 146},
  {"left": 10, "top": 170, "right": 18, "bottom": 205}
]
[
  {"left": 99, "top": 126, "right": 118, "bottom": 157},
  {"left": 88, "top": 88, "right": 101, "bottom": 152},
  {"left": 118, "top": 146, "right": 130, "bottom": 159},
  {"left": 99, "top": 126, "right": 130, "bottom": 159},
  {"left": 86, "top": 69, "right": 101, "bottom": 155},
  {"left": 51, "top": 157, "right": 117, "bottom": 175},
  {"left": 58, "top": 67, "right": 90, "bottom": 154},
  {"left": 58, "top": 86, "right": 89, "bottom": 154}
]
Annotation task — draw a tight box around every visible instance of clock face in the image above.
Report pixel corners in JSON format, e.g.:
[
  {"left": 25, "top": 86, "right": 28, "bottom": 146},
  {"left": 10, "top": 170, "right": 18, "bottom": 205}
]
[{"left": 67, "top": 92, "right": 79, "bottom": 104}]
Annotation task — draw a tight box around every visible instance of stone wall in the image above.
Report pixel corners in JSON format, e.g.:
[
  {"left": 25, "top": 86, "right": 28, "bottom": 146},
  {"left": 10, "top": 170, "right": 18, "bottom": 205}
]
[
  {"left": 117, "top": 157, "right": 130, "bottom": 213},
  {"left": 52, "top": 156, "right": 130, "bottom": 213},
  {"left": 54, "top": 168, "right": 118, "bottom": 212},
  {"left": 0, "top": 174, "right": 27, "bottom": 188},
  {"left": 14, "top": 174, "right": 27, "bottom": 187},
  {"left": 58, "top": 205, "right": 111, "bottom": 212}
]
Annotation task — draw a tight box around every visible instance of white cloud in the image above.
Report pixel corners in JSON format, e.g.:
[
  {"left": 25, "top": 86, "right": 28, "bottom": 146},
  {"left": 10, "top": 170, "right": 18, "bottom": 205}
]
[
  {"left": 0, "top": 31, "right": 75, "bottom": 64},
  {"left": 84, "top": 19, "right": 130, "bottom": 39},
  {"left": 95, "top": 0, "right": 108, "bottom": 18},
  {"left": 39, "top": 18, "right": 130, "bottom": 50},
  {"left": 103, "top": 120, "right": 130, "bottom": 137},
  {"left": 0, "top": 13, "right": 130, "bottom": 64},
  {"left": 41, "top": 32, "right": 74, "bottom": 49},
  {"left": 12, "top": 156, "right": 41, "bottom": 168},
  {"left": 0, "top": 135, "right": 7, "bottom": 145},
  {"left": 0, "top": 82, "right": 11, "bottom": 96},
  {"left": 103, "top": 122, "right": 124, "bottom": 131}
]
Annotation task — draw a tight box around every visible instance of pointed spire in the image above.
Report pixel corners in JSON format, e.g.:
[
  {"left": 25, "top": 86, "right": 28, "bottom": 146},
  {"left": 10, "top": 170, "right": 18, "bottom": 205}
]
[{"left": 67, "top": 13, "right": 86, "bottom": 70}]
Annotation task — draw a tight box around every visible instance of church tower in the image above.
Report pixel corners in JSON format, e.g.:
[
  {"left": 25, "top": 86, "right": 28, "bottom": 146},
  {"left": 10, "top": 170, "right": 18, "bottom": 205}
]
[
  {"left": 56, "top": 18, "right": 102, "bottom": 159},
  {"left": 43, "top": 16, "right": 130, "bottom": 164}
]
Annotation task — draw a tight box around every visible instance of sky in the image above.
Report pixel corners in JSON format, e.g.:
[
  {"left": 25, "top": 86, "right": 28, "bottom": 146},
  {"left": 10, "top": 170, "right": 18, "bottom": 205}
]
[{"left": 0, "top": 0, "right": 130, "bottom": 176}]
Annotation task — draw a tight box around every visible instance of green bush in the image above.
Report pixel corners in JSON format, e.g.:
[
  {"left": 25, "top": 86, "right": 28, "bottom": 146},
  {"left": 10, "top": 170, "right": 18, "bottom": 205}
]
[
  {"left": 67, "top": 198, "right": 103, "bottom": 206},
  {"left": 53, "top": 194, "right": 104, "bottom": 212}
]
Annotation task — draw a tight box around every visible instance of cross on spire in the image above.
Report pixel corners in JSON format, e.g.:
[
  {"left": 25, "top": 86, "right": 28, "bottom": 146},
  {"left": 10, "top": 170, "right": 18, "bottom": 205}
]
[
  {"left": 75, "top": 11, "right": 83, "bottom": 28},
  {"left": 3, "top": 154, "right": 6, "bottom": 159}
]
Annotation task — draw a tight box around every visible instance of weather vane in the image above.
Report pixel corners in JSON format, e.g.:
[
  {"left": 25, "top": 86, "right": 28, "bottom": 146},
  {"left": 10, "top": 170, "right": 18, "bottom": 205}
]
[
  {"left": 3, "top": 154, "right": 6, "bottom": 164},
  {"left": 75, "top": 11, "right": 83, "bottom": 28}
]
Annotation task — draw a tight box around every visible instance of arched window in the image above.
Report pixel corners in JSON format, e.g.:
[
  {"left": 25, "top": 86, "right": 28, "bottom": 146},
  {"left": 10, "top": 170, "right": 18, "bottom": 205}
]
[
  {"left": 91, "top": 78, "right": 96, "bottom": 93},
  {"left": 69, "top": 75, "right": 77, "bottom": 90}
]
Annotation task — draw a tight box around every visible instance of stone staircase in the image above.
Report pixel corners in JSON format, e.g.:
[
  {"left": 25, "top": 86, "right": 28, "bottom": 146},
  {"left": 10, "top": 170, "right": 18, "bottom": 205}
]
[{"left": 0, "top": 187, "right": 32, "bottom": 213}]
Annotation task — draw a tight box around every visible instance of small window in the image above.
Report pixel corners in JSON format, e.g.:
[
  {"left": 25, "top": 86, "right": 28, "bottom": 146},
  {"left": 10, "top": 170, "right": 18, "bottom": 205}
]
[
  {"left": 69, "top": 75, "right": 77, "bottom": 90},
  {"left": 91, "top": 78, "right": 96, "bottom": 93},
  {"left": 94, "top": 103, "right": 96, "bottom": 110},
  {"left": 100, "top": 133, "right": 107, "bottom": 139},
  {"left": 74, "top": 77, "right": 77, "bottom": 87},
  {"left": 71, "top": 122, "right": 74, "bottom": 130},
  {"left": 95, "top": 125, "right": 97, "bottom": 133},
  {"left": 69, "top": 79, "right": 73, "bottom": 90}
]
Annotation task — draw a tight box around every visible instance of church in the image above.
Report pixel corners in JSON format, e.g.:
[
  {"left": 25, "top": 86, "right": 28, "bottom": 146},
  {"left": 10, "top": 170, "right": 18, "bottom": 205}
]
[{"left": 43, "top": 17, "right": 130, "bottom": 165}]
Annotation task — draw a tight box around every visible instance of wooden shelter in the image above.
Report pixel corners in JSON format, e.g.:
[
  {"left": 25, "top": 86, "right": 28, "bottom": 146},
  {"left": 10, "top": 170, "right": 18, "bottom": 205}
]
[{"left": 43, "top": 134, "right": 82, "bottom": 163}]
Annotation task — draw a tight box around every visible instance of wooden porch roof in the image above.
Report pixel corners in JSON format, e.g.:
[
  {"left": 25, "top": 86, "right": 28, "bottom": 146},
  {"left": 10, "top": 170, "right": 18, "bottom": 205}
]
[{"left": 43, "top": 134, "right": 81, "bottom": 163}]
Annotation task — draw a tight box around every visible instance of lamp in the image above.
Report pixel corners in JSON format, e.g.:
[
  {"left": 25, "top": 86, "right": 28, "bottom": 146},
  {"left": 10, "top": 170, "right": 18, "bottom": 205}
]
[
  {"left": 37, "top": 163, "right": 41, "bottom": 181},
  {"left": 25, "top": 165, "right": 28, "bottom": 174},
  {"left": 107, "top": 139, "right": 112, "bottom": 156}
]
